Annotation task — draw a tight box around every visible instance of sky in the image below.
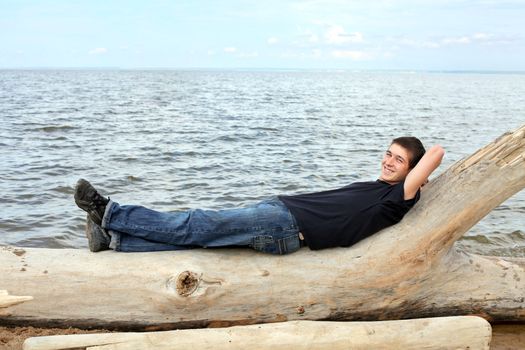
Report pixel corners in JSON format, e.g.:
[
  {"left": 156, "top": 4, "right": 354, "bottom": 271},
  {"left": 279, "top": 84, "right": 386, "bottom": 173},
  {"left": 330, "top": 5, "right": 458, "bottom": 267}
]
[{"left": 1, "top": 0, "right": 524, "bottom": 70}]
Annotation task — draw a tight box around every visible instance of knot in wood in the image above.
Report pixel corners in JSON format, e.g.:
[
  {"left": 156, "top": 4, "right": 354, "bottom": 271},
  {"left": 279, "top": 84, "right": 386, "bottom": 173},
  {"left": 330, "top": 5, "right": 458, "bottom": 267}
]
[{"left": 176, "top": 271, "right": 200, "bottom": 297}]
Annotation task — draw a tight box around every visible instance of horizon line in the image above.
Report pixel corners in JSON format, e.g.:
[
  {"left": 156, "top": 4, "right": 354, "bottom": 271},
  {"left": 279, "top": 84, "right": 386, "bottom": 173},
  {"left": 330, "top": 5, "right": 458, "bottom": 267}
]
[{"left": 1, "top": 67, "right": 524, "bottom": 74}]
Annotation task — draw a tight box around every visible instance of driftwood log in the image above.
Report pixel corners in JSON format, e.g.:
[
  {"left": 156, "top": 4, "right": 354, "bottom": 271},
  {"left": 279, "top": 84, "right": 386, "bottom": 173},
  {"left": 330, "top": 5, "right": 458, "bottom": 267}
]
[
  {"left": 22, "top": 317, "right": 491, "bottom": 350},
  {"left": 0, "top": 124, "right": 524, "bottom": 330}
]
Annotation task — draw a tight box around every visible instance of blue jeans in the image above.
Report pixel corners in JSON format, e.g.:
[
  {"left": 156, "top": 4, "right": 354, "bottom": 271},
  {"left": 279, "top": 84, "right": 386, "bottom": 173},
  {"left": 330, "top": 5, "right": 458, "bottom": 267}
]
[{"left": 101, "top": 197, "right": 303, "bottom": 255}]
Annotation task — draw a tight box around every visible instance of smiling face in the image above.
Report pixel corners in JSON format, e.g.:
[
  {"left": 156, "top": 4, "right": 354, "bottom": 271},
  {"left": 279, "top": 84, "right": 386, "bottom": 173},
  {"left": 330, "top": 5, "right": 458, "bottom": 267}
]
[{"left": 379, "top": 143, "right": 413, "bottom": 184}]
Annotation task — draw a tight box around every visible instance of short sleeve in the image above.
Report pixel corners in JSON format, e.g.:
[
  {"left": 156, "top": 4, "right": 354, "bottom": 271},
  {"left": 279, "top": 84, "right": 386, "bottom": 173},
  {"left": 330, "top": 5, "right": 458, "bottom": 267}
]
[{"left": 385, "top": 181, "right": 420, "bottom": 211}]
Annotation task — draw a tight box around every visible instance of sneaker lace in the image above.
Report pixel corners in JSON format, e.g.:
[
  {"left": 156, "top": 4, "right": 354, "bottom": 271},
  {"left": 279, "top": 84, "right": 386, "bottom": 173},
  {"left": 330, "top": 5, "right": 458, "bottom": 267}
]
[{"left": 89, "top": 193, "right": 108, "bottom": 211}]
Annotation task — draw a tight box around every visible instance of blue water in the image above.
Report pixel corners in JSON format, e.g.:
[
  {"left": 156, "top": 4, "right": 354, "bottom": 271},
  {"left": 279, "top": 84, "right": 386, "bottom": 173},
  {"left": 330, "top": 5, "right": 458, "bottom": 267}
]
[{"left": 0, "top": 70, "right": 523, "bottom": 255}]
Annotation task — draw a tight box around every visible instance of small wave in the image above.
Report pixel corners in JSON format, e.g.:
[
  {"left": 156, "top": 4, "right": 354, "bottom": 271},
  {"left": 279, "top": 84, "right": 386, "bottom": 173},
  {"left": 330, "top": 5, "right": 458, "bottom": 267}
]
[
  {"left": 0, "top": 220, "right": 33, "bottom": 232},
  {"left": 249, "top": 126, "right": 279, "bottom": 132},
  {"left": 50, "top": 185, "right": 75, "bottom": 194},
  {"left": 179, "top": 182, "right": 211, "bottom": 190},
  {"left": 93, "top": 109, "right": 118, "bottom": 115},
  {"left": 167, "top": 150, "right": 202, "bottom": 157},
  {"left": 305, "top": 108, "right": 322, "bottom": 113},
  {"left": 276, "top": 184, "right": 302, "bottom": 192},
  {"left": 212, "top": 135, "right": 240, "bottom": 142},
  {"left": 36, "top": 125, "right": 76, "bottom": 132},
  {"left": 41, "top": 169, "right": 75, "bottom": 177},
  {"left": 458, "top": 230, "right": 525, "bottom": 257},
  {"left": 126, "top": 175, "right": 142, "bottom": 182},
  {"left": 15, "top": 236, "right": 75, "bottom": 249},
  {"left": 111, "top": 156, "right": 139, "bottom": 162},
  {"left": 460, "top": 234, "right": 492, "bottom": 244},
  {"left": 494, "top": 204, "right": 525, "bottom": 213},
  {"left": 509, "top": 230, "right": 525, "bottom": 239},
  {"left": 45, "top": 108, "right": 81, "bottom": 114}
]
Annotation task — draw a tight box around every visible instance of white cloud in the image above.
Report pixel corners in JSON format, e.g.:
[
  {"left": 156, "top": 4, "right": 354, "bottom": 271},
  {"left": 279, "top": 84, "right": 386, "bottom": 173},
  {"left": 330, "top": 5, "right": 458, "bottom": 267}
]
[
  {"left": 88, "top": 47, "right": 108, "bottom": 55},
  {"left": 267, "top": 37, "right": 279, "bottom": 45},
  {"left": 473, "top": 32, "right": 491, "bottom": 40},
  {"left": 469, "top": 32, "right": 514, "bottom": 45},
  {"left": 386, "top": 32, "right": 515, "bottom": 52},
  {"left": 438, "top": 33, "right": 506, "bottom": 47},
  {"left": 331, "top": 50, "right": 370, "bottom": 60},
  {"left": 220, "top": 47, "right": 258, "bottom": 58},
  {"left": 325, "top": 25, "right": 363, "bottom": 44},
  {"left": 388, "top": 35, "right": 469, "bottom": 49},
  {"left": 294, "top": 24, "right": 364, "bottom": 48},
  {"left": 422, "top": 41, "right": 440, "bottom": 49},
  {"left": 239, "top": 51, "right": 259, "bottom": 58},
  {"left": 207, "top": 49, "right": 216, "bottom": 55},
  {"left": 442, "top": 36, "right": 471, "bottom": 45}
]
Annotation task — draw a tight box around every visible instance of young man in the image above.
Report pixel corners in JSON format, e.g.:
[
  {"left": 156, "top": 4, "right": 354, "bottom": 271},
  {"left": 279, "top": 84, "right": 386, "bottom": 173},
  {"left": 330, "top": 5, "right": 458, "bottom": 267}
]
[{"left": 75, "top": 137, "right": 444, "bottom": 254}]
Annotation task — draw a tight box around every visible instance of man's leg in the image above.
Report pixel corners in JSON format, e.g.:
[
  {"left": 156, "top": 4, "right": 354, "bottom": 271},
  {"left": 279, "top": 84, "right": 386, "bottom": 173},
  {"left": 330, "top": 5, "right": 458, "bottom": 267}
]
[
  {"left": 75, "top": 179, "right": 302, "bottom": 254},
  {"left": 110, "top": 230, "right": 196, "bottom": 252},
  {"left": 103, "top": 198, "right": 302, "bottom": 254},
  {"left": 85, "top": 216, "right": 192, "bottom": 252}
]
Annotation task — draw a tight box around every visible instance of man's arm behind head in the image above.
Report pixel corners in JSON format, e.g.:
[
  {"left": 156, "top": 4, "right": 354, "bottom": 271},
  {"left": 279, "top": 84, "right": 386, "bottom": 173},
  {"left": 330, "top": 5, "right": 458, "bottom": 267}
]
[{"left": 404, "top": 145, "right": 445, "bottom": 200}]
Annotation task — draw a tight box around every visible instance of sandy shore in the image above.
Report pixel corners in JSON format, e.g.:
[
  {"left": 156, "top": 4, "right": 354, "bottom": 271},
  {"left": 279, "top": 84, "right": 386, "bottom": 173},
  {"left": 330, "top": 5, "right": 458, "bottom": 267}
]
[
  {"left": 491, "top": 324, "right": 525, "bottom": 349},
  {"left": 1, "top": 324, "right": 524, "bottom": 350}
]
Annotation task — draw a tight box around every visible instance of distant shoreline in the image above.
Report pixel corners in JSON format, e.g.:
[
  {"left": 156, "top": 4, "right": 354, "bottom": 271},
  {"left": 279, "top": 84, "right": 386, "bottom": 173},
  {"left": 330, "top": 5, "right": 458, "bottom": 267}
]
[{"left": 1, "top": 67, "right": 524, "bottom": 75}]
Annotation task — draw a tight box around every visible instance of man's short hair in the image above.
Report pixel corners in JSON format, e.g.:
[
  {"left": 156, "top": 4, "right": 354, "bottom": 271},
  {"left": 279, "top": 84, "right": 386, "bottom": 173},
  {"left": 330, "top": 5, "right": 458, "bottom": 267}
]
[{"left": 392, "top": 137, "right": 426, "bottom": 169}]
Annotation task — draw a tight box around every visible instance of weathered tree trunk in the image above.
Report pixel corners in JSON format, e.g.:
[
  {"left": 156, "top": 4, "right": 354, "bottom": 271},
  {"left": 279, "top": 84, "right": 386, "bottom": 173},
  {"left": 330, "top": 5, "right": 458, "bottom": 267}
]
[
  {"left": 1, "top": 124, "right": 524, "bottom": 329},
  {"left": 23, "top": 317, "right": 491, "bottom": 350}
]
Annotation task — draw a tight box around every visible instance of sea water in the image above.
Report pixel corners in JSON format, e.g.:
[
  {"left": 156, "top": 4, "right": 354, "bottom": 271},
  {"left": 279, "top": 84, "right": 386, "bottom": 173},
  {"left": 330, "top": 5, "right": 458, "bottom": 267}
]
[{"left": 0, "top": 70, "right": 523, "bottom": 256}]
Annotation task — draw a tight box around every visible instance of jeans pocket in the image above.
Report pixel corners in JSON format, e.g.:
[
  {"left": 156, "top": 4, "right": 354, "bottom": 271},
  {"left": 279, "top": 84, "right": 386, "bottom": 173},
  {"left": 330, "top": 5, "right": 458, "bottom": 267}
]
[
  {"left": 276, "top": 234, "right": 301, "bottom": 255},
  {"left": 251, "top": 235, "right": 275, "bottom": 253},
  {"left": 251, "top": 233, "right": 301, "bottom": 255}
]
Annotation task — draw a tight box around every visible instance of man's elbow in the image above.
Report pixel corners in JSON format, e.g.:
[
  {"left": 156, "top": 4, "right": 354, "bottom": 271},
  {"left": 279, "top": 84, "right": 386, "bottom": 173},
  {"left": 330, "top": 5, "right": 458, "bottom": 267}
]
[{"left": 429, "top": 145, "right": 445, "bottom": 162}]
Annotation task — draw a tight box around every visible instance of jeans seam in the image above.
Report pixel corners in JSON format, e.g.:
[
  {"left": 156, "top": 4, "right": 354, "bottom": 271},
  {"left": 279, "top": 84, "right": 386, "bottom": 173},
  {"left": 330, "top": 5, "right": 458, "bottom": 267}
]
[
  {"left": 112, "top": 223, "right": 268, "bottom": 235},
  {"left": 112, "top": 231, "right": 121, "bottom": 252},
  {"left": 278, "top": 238, "right": 285, "bottom": 254},
  {"left": 102, "top": 200, "right": 116, "bottom": 229}
]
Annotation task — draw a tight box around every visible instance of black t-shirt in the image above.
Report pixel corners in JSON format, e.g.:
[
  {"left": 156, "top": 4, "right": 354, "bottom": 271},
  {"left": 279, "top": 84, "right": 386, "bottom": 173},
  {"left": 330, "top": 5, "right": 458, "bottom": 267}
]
[{"left": 278, "top": 180, "right": 420, "bottom": 250}]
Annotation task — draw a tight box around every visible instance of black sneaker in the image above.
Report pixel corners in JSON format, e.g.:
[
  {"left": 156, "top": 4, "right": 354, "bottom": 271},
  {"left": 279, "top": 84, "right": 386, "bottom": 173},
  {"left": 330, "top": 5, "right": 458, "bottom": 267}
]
[
  {"left": 85, "top": 215, "right": 111, "bottom": 252},
  {"left": 74, "top": 178, "right": 109, "bottom": 226}
]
